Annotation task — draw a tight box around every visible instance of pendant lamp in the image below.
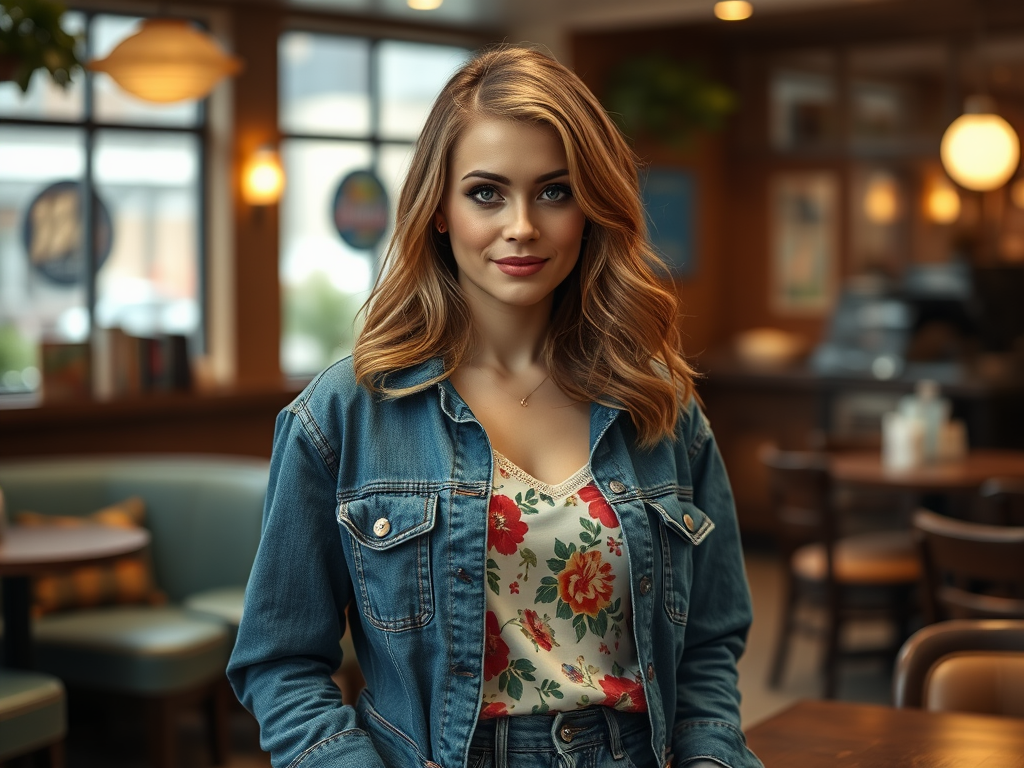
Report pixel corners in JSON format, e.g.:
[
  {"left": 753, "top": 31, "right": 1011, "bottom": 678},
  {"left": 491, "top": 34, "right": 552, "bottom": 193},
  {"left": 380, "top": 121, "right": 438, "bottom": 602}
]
[
  {"left": 940, "top": 95, "right": 1020, "bottom": 192},
  {"left": 87, "top": 18, "right": 243, "bottom": 104}
]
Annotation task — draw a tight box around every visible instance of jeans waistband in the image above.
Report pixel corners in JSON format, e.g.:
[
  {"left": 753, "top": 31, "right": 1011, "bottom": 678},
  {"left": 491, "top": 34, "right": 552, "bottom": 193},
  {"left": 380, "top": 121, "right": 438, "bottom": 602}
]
[{"left": 471, "top": 706, "right": 649, "bottom": 760}]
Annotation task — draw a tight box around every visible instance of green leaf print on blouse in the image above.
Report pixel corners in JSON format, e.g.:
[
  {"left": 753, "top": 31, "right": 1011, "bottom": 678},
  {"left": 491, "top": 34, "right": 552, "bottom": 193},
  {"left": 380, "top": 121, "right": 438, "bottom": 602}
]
[
  {"left": 499, "top": 658, "right": 537, "bottom": 701},
  {"left": 531, "top": 679, "right": 564, "bottom": 714},
  {"left": 515, "top": 487, "right": 555, "bottom": 515}
]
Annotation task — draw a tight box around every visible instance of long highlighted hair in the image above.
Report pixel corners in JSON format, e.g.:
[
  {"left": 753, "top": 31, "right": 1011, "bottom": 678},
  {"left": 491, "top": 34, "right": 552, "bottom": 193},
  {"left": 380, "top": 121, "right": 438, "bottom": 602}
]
[{"left": 353, "top": 46, "right": 696, "bottom": 447}]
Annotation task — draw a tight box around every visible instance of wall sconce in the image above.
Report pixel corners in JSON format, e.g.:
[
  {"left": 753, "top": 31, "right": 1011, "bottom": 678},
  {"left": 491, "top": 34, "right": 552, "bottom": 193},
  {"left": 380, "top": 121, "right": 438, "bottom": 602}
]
[
  {"left": 242, "top": 146, "right": 285, "bottom": 207},
  {"left": 864, "top": 173, "right": 900, "bottom": 225},
  {"left": 940, "top": 95, "right": 1020, "bottom": 192},
  {"left": 1011, "top": 179, "right": 1024, "bottom": 211},
  {"left": 923, "top": 174, "right": 961, "bottom": 224},
  {"left": 87, "top": 18, "right": 243, "bottom": 104}
]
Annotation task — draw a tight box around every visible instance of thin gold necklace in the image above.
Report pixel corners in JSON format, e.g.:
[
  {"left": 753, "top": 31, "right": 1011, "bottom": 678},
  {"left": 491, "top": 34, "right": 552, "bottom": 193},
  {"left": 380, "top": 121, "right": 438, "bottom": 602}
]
[{"left": 479, "top": 369, "right": 550, "bottom": 407}]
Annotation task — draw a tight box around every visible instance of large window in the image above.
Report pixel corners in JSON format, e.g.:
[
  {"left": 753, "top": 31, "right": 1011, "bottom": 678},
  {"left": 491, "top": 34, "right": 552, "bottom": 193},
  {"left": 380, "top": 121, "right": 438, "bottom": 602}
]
[
  {"left": 279, "top": 31, "right": 471, "bottom": 376},
  {"left": 0, "top": 12, "right": 205, "bottom": 396}
]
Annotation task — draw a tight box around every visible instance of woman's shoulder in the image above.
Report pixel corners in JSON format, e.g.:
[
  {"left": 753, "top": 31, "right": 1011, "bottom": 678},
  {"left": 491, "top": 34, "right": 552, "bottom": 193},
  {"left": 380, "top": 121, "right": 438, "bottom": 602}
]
[{"left": 287, "top": 355, "right": 445, "bottom": 416}]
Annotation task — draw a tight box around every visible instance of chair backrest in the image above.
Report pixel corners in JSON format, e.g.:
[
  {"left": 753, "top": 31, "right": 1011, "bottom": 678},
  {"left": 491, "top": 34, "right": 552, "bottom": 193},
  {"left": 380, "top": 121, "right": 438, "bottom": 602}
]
[
  {"left": 759, "top": 445, "right": 836, "bottom": 560},
  {"left": 979, "top": 476, "right": 1024, "bottom": 526},
  {"left": 893, "top": 619, "right": 1024, "bottom": 715},
  {"left": 913, "top": 509, "right": 1024, "bottom": 623}
]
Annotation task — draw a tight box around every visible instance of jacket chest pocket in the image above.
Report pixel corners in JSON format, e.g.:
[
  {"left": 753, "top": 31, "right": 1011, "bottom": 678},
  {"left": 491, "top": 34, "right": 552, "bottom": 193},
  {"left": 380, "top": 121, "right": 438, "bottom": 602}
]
[
  {"left": 647, "top": 495, "right": 715, "bottom": 626},
  {"left": 337, "top": 492, "right": 438, "bottom": 632}
]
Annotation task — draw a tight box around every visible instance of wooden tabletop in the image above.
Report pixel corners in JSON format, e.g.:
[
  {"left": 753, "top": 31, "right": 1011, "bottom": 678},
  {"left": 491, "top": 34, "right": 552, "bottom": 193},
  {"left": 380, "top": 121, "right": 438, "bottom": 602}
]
[
  {"left": 0, "top": 524, "right": 150, "bottom": 576},
  {"left": 828, "top": 448, "right": 1024, "bottom": 491},
  {"left": 746, "top": 699, "right": 1024, "bottom": 768}
]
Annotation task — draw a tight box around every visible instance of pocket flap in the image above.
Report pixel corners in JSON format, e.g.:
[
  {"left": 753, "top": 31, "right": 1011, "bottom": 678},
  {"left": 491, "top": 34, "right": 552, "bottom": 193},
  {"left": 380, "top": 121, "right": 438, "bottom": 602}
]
[
  {"left": 648, "top": 498, "right": 715, "bottom": 545},
  {"left": 338, "top": 494, "right": 438, "bottom": 551}
]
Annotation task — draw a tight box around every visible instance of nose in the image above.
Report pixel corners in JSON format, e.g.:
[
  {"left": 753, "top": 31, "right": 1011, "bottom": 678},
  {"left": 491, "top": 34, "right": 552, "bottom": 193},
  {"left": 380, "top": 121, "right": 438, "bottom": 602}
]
[{"left": 503, "top": 200, "right": 539, "bottom": 242}]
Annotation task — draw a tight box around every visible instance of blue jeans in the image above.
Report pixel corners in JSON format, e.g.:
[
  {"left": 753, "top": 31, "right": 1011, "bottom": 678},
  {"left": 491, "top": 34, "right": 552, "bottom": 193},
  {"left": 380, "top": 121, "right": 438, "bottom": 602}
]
[{"left": 468, "top": 708, "right": 658, "bottom": 768}]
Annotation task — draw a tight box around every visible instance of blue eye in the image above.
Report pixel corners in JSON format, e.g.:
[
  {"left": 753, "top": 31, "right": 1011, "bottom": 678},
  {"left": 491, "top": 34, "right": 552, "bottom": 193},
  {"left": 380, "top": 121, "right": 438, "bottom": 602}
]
[
  {"left": 541, "top": 184, "right": 571, "bottom": 202},
  {"left": 468, "top": 185, "right": 501, "bottom": 204}
]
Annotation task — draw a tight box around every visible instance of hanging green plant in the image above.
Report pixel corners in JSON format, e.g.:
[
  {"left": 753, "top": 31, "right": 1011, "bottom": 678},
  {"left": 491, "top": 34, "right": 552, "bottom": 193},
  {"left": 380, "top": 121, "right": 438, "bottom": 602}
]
[
  {"left": 0, "top": 0, "right": 82, "bottom": 93},
  {"left": 603, "top": 55, "right": 737, "bottom": 147}
]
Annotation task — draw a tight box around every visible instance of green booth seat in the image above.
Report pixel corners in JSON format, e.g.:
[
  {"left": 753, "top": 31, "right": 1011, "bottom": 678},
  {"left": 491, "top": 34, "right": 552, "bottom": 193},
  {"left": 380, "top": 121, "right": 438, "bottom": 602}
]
[
  {"left": 0, "top": 668, "right": 66, "bottom": 767},
  {"left": 0, "top": 454, "right": 270, "bottom": 768}
]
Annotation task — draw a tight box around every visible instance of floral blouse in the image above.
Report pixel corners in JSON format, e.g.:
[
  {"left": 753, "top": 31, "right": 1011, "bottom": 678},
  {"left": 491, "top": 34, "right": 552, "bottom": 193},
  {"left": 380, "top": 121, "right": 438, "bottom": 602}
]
[{"left": 480, "top": 450, "right": 648, "bottom": 719}]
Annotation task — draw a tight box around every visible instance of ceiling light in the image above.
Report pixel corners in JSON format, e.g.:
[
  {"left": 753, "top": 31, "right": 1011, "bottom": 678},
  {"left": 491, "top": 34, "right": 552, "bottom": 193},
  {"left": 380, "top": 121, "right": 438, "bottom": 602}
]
[
  {"left": 714, "top": 1, "right": 753, "bottom": 21},
  {"left": 864, "top": 173, "right": 900, "bottom": 224},
  {"left": 924, "top": 174, "right": 961, "bottom": 224},
  {"left": 940, "top": 95, "right": 1020, "bottom": 192},
  {"left": 408, "top": 0, "right": 443, "bottom": 9},
  {"left": 87, "top": 18, "right": 243, "bottom": 104}
]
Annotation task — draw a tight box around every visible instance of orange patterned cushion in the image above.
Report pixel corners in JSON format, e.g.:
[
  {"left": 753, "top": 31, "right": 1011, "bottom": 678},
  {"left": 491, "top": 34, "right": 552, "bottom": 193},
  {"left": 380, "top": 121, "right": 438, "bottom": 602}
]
[{"left": 16, "top": 497, "right": 166, "bottom": 616}]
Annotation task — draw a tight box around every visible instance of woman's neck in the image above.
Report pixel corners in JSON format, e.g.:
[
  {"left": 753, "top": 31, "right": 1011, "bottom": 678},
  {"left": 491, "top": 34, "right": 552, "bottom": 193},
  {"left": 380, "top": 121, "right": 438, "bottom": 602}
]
[{"left": 464, "top": 297, "right": 552, "bottom": 374}]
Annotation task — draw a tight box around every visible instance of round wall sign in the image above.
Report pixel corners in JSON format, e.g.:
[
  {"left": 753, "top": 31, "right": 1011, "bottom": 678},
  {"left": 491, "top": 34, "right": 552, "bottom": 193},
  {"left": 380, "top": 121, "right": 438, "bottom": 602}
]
[
  {"left": 332, "top": 170, "right": 389, "bottom": 251},
  {"left": 21, "top": 180, "right": 113, "bottom": 286}
]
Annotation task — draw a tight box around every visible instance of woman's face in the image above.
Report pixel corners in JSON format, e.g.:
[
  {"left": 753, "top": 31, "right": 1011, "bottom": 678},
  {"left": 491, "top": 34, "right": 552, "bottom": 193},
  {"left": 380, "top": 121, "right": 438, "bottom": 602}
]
[{"left": 438, "top": 117, "right": 587, "bottom": 315}]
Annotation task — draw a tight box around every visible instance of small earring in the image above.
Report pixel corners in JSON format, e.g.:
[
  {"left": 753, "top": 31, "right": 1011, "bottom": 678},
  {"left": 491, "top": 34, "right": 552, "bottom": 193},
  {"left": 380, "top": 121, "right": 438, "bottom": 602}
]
[{"left": 437, "top": 222, "right": 447, "bottom": 234}]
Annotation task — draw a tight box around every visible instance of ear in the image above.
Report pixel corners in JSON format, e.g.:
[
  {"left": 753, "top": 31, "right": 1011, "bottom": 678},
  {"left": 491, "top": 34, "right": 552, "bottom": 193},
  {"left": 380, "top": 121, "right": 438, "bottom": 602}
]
[{"left": 434, "top": 212, "right": 448, "bottom": 233}]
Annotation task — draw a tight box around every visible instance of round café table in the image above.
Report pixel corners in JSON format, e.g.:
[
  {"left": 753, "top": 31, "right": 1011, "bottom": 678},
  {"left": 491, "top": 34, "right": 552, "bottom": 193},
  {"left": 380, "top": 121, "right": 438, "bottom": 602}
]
[
  {"left": 0, "top": 525, "right": 150, "bottom": 669},
  {"left": 829, "top": 448, "right": 1024, "bottom": 492}
]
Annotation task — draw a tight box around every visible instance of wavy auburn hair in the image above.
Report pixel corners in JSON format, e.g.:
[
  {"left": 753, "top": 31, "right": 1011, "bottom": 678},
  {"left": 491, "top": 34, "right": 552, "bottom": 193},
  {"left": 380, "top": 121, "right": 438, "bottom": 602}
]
[{"left": 353, "top": 46, "right": 696, "bottom": 447}]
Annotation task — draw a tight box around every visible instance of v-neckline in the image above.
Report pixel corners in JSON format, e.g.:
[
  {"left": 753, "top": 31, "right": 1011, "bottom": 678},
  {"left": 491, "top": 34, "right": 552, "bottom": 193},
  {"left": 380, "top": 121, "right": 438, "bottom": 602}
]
[{"left": 492, "top": 450, "right": 592, "bottom": 498}]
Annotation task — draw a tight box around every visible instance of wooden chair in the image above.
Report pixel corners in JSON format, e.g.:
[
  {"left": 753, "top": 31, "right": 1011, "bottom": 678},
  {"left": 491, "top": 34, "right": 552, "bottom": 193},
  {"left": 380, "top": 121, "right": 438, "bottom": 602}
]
[
  {"left": 761, "top": 445, "right": 922, "bottom": 698},
  {"left": 978, "top": 477, "right": 1024, "bottom": 526},
  {"left": 893, "top": 619, "right": 1024, "bottom": 715},
  {"left": 912, "top": 509, "right": 1024, "bottom": 623}
]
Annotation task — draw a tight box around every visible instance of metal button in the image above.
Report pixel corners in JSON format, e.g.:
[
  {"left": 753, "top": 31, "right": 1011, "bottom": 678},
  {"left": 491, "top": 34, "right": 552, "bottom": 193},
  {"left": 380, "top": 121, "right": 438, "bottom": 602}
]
[
  {"left": 683, "top": 513, "right": 695, "bottom": 532},
  {"left": 639, "top": 576, "right": 652, "bottom": 595},
  {"left": 609, "top": 480, "right": 627, "bottom": 494},
  {"left": 372, "top": 518, "right": 391, "bottom": 537},
  {"left": 646, "top": 663, "right": 655, "bottom": 682},
  {"left": 559, "top": 725, "right": 586, "bottom": 743}
]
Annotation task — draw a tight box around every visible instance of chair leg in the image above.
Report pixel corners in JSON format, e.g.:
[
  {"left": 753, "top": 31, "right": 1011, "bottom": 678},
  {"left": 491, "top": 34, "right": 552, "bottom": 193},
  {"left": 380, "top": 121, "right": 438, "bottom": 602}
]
[
  {"left": 45, "top": 740, "right": 65, "bottom": 768},
  {"left": 822, "top": 602, "right": 843, "bottom": 699},
  {"left": 145, "top": 696, "right": 177, "bottom": 768},
  {"left": 768, "top": 573, "right": 799, "bottom": 688},
  {"left": 205, "top": 679, "right": 231, "bottom": 766}
]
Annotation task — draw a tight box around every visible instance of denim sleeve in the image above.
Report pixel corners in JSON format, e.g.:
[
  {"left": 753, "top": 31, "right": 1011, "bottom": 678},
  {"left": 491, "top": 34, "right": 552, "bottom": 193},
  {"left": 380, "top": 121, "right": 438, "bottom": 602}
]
[
  {"left": 671, "top": 406, "right": 764, "bottom": 768},
  {"left": 227, "top": 406, "right": 386, "bottom": 768}
]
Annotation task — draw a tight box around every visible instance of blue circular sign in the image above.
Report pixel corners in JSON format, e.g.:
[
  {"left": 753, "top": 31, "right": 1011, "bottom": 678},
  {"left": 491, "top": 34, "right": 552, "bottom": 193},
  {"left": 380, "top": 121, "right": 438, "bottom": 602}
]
[
  {"left": 332, "top": 170, "right": 389, "bottom": 251},
  {"left": 21, "top": 181, "right": 113, "bottom": 286}
]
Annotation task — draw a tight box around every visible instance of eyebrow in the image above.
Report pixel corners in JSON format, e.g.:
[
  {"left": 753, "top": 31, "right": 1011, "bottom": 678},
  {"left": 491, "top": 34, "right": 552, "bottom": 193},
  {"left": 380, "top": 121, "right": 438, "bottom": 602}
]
[{"left": 460, "top": 169, "right": 570, "bottom": 184}]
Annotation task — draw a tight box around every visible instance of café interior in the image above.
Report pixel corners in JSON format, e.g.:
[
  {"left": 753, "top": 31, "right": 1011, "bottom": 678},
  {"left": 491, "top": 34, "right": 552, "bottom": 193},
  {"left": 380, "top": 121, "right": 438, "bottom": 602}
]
[{"left": 2, "top": 0, "right": 1024, "bottom": 765}]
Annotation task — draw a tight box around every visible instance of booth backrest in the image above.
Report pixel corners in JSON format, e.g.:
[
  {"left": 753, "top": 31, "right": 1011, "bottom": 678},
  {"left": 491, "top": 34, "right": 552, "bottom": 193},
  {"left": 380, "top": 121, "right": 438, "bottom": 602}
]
[{"left": 0, "top": 456, "right": 269, "bottom": 603}]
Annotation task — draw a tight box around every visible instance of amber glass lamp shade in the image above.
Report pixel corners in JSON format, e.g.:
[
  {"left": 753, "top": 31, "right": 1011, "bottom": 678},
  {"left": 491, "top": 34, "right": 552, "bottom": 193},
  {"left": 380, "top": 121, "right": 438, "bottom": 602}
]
[
  {"left": 940, "top": 96, "right": 1021, "bottom": 192},
  {"left": 87, "top": 19, "right": 243, "bottom": 104}
]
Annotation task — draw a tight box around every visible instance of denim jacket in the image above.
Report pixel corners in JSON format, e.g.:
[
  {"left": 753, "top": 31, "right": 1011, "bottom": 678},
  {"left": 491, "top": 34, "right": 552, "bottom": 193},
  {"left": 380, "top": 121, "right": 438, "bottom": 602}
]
[{"left": 227, "top": 357, "right": 763, "bottom": 768}]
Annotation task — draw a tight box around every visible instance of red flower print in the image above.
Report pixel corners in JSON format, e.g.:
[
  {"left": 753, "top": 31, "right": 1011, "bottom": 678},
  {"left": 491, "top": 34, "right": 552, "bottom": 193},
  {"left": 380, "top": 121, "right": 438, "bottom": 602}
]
[
  {"left": 484, "top": 611, "right": 510, "bottom": 681},
  {"left": 579, "top": 483, "right": 618, "bottom": 528},
  {"left": 557, "top": 550, "right": 615, "bottom": 617},
  {"left": 509, "top": 581, "right": 520, "bottom": 595},
  {"left": 488, "top": 495, "right": 529, "bottom": 555},
  {"left": 606, "top": 536, "right": 622, "bottom": 556},
  {"left": 480, "top": 701, "right": 509, "bottom": 719},
  {"left": 599, "top": 675, "right": 647, "bottom": 712},
  {"left": 599, "top": 643, "right": 610, "bottom": 655},
  {"left": 519, "top": 609, "right": 559, "bottom": 652}
]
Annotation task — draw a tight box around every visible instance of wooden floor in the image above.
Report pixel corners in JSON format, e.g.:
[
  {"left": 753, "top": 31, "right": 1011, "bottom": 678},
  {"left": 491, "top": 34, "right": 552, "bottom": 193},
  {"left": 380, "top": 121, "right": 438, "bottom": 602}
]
[{"left": 60, "top": 548, "right": 895, "bottom": 767}]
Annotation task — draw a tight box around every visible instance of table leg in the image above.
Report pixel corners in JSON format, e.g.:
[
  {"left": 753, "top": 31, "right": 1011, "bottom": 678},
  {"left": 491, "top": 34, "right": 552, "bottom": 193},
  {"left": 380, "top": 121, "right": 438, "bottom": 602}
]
[{"left": 1, "top": 575, "right": 33, "bottom": 669}]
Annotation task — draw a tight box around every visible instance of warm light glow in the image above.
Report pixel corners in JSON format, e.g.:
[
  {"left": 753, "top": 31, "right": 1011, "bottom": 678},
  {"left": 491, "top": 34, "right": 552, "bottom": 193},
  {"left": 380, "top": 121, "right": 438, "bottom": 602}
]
[
  {"left": 87, "top": 19, "right": 243, "bottom": 104},
  {"left": 1012, "top": 179, "right": 1024, "bottom": 210},
  {"left": 243, "top": 147, "right": 285, "bottom": 206},
  {"left": 714, "top": 1, "right": 753, "bottom": 21},
  {"left": 864, "top": 174, "right": 900, "bottom": 224},
  {"left": 407, "top": 0, "right": 443, "bottom": 9},
  {"left": 924, "top": 175, "right": 961, "bottom": 224},
  {"left": 940, "top": 97, "right": 1020, "bottom": 192}
]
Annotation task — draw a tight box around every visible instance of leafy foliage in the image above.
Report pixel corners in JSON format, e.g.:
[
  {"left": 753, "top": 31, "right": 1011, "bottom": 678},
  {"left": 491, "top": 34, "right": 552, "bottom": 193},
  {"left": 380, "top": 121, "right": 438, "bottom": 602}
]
[
  {"left": 0, "top": 1, "right": 82, "bottom": 92},
  {"left": 603, "top": 55, "right": 736, "bottom": 147}
]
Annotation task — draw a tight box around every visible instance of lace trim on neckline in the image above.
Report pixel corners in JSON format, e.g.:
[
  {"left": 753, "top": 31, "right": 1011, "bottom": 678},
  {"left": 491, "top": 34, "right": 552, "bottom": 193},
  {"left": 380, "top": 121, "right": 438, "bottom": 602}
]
[{"left": 492, "top": 450, "right": 593, "bottom": 498}]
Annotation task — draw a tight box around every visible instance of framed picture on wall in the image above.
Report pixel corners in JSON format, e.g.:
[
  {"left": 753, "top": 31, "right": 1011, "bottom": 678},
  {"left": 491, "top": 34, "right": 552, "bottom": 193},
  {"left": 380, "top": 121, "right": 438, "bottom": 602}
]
[
  {"left": 641, "top": 168, "right": 696, "bottom": 277},
  {"left": 770, "top": 171, "right": 838, "bottom": 314}
]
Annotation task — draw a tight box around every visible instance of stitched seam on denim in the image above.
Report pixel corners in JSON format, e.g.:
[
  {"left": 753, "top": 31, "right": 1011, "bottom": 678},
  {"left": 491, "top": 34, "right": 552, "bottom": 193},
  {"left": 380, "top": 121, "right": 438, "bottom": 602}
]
[
  {"left": 337, "top": 495, "right": 437, "bottom": 549},
  {"left": 364, "top": 699, "right": 429, "bottom": 760},
  {"left": 687, "top": 412, "right": 712, "bottom": 460},
  {"left": 339, "top": 481, "right": 488, "bottom": 501},
  {"left": 681, "top": 756, "right": 733, "bottom": 768},
  {"left": 289, "top": 398, "right": 338, "bottom": 473},
  {"left": 660, "top": 525, "right": 687, "bottom": 626},
  {"left": 672, "top": 720, "right": 746, "bottom": 739},
  {"left": 647, "top": 500, "right": 715, "bottom": 545},
  {"left": 346, "top": 528, "right": 434, "bottom": 632},
  {"left": 612, "top": 485, "right": 695, "bottom": 504},
  {"left": 287, "top": 728, "right": 368, "bottom": 768}
]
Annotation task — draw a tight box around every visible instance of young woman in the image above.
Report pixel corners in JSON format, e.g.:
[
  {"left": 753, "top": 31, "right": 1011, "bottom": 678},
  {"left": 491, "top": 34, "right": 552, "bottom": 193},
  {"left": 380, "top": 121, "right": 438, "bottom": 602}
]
[{"left": 228, "top": 46, "right": 763, "bottom": 768}]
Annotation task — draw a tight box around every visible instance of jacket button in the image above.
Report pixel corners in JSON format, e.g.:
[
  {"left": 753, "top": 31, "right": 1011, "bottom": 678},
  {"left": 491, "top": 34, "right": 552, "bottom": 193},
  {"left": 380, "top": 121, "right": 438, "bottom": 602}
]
[
  {"left": 683, "top": 513, "right": 695, "bottom": 532},
  {"left": 372, "top": 518, "right": 391, "bottom": 537},
  {"left": 609, "top": 480, "right": 627, "bottom": 494},
  {"left": 646, "top": 663, "right": 655, "bottom": 682},
  {"left": 639, "top": 576, "right": 652, "bottom": 595}
]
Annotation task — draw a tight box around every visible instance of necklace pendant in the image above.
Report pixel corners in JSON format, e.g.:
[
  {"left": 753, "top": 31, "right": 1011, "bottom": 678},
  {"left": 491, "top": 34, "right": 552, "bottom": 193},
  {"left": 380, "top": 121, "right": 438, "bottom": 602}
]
[{"left": 520, "top": 398, "right": 528, "bottom": 407}]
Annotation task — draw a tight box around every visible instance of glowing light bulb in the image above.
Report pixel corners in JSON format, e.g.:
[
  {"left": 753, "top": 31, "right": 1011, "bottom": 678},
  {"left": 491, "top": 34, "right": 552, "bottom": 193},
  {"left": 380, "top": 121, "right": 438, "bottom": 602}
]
[
  {"left": 1012, "top": 179, "right": 1024, "bottom": 210},
  {"left": 243, "top": 147, "right": 285, "bottom": 206},
  {"left": 924, "top": 175, "right": 961, "bottom": 224},
  {"left": 714, "top": 1, "right": 753, "bottom": 21},
  {"left": 408, "top": 0, "right": 443, "bottom": 9},
  {"left": 864, "top": 174, "right": 900, "bottom": 224},
  {"left": 940, "top": 96, "right": 1020, "bottom": 192}
]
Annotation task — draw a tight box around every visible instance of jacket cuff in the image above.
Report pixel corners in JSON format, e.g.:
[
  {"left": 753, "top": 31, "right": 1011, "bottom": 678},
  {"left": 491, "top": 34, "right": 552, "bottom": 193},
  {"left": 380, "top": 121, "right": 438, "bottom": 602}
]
[
  {"left": 672, "top": 720, "right": 764, "bottom": 768},
  {"left": 288, "top": 729, "right": 387, "bottom": 768}
]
